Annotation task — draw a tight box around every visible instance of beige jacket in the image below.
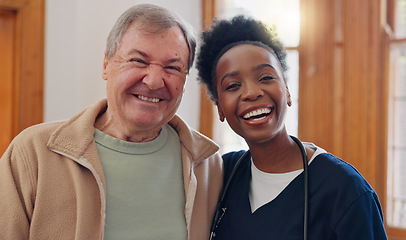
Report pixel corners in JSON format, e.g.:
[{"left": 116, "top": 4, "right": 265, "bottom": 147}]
[{"left": 0, "top": 99, "right": 223, "bottom": 240}]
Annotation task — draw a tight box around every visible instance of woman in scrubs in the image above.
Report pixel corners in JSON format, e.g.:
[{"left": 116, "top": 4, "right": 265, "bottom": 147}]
[{"left": 196, "top": 15, "right": 387, "bottom": 240}]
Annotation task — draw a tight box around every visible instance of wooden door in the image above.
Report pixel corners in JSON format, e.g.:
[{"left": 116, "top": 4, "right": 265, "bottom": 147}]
[
  {"left": 0, "top": 10, "right": 15, "bottom": 154},
  {"left": 299, "top": 0, "right": 389, "bottom": 192},
  {"left": 0, "top": 0, "right": 45, "bottom": 155}
]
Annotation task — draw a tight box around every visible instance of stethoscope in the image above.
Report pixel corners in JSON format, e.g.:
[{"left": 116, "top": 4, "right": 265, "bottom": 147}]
[{"left": 209, "top": 135, "right": 309, "bottom": 240}]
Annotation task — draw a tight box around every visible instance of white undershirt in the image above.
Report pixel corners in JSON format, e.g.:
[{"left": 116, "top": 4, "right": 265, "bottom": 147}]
[{"left": 249, "top": 143, "right": 326, "bottom": 213}]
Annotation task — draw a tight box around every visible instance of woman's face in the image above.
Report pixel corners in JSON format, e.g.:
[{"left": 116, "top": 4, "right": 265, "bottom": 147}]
[{"left": 215, "top": 44, "right": 290, "bottom": 145}]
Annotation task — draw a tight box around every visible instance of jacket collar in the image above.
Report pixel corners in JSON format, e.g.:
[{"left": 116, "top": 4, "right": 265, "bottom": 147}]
[
  {"left": 47, "top": 99, "right": 107, "bottom": 161},
  {"left": 48, "top": 99, "right": 219, "bottom": 166},
  {"left": 169, "top": 115, "right": 219, "bottom": 165}
]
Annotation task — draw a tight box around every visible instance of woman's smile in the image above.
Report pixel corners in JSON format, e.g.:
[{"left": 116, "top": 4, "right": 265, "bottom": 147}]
[{"left": 240, "top": 106, "right": 273, "bottom": 125}]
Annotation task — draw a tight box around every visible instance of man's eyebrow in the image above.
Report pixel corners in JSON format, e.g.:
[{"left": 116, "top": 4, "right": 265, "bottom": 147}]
[
  {"left": 166, "top": 57, "right": 184, "bottom": 65},
  {"left": 126, "top": 49, "right": 148, "bottom": 58},
  {"left": 126, "top": 48, "right": 184, "bottom": 65}
]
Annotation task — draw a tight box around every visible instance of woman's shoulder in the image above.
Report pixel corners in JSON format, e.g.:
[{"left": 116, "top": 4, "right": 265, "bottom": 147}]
[
  {"left": 314, "top": 153, "right": 363, "bottom": 176},
  {"left": 222, "top": 150, "right": 249, "bottom": 177},
  {"left": 222, "top": 150, "right": 247, "bottom": 160},
  {"left": 312, "top": 153, "right": 375, "bottom": 194},
  {"left": 311, "top": 153, "right": 385, "bottom": 236},
  {"left": 222, "top": 149, "right": 248, "bottom": 164}
]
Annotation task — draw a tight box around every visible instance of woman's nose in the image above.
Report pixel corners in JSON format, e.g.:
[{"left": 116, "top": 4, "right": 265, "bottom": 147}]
[{"left": 241, "top": 82, "right": 263, "bottom": 101}]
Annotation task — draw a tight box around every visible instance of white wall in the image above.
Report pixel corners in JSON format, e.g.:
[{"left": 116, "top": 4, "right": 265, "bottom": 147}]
[{"left": 44, "top": 0, "right": 202, "bottom": 130}]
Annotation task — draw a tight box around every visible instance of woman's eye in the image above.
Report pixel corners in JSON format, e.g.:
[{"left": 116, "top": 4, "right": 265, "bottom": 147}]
[
  {"left": 225, "top": 83, "right": 240, "bottom": 91},
  {"left": 260, "top": 75, "right": 276, "bottom": 81}
]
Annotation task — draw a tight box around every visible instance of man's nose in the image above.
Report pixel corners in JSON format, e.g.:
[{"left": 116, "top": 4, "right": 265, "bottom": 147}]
[{"left": 142, "top": 63, "right": 165, "bottom": 90}]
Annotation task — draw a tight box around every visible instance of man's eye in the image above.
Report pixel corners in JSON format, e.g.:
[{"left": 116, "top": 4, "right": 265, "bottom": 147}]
[
  {"left": 130, "top": 59, "right": 148, "bottom": 67},
  {"left": 165, "top": 66, "right": 180, "bottom": 72},
  {"left": 164, "top": 66, "right": 188, "bottom": 78},
  {"left": 164, "top": 66, "right": 182, "bottom": 73}
]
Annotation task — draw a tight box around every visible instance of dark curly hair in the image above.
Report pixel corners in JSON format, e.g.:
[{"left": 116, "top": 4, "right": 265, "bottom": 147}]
[{"left": 196, "top": 15, "right": 287, "bottom": 102}]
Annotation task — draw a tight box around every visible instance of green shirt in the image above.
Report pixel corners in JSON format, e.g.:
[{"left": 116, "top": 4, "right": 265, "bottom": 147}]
[{"left": 94, "top": 125, "right": 187, "bottom": 240}]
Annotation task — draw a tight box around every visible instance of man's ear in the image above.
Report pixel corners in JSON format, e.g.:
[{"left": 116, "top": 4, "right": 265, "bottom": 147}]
[
  {"left": 102, "top": 53, "right": 109, "bottom": 80},
  {"left": 216, "top": 101, "right": 225, "bottom": 122}
]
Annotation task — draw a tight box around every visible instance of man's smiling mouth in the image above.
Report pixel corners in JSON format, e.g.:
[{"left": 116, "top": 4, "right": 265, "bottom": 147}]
[
  {"left": 135, "top": 94, "right": 161, "bottom": 103},
  {"left": 242, "top": 108, "right": 272, "bottom": 120}
]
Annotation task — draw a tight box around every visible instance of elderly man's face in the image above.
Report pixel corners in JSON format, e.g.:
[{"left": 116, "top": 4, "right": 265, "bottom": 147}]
[{"left": 102, "top": 23, "right": 189, "bottom": 136}]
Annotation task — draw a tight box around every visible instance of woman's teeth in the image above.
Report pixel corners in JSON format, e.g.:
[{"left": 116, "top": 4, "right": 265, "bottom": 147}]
[{"left": 242, "top": 108, "right": 271, "bottom": 120}]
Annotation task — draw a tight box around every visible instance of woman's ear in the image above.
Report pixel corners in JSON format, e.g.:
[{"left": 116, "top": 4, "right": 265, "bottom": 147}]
[
  {"left": 286, "top": 87, "right": 292, "bottom": 107},
  {"left": 216, "top": 101, "right": 225, "bottom": 122}
]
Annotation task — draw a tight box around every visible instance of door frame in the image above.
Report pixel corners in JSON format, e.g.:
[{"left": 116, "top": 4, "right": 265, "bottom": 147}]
[{"left": 0, "top": 0, "right": 44, "bottom": 152}]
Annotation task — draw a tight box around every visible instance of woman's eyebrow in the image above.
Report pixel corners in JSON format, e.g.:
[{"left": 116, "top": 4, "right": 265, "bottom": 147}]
[
  {"left": 220, "top": 64, "right": 276, "bottom": 84},
  {"left": 253, "top": 63, "right": 276, "bottom": 71},
  {"left": 220, "top": 71, "right": 239, "bottom": 84}
]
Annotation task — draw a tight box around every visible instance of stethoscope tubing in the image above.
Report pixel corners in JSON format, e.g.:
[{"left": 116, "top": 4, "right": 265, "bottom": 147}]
[
  {"left": 291, "top": 135, "right": 309, "bottom": 240},
  {"left": 210, "top": 135, "right": 309, "bottom": 240}
]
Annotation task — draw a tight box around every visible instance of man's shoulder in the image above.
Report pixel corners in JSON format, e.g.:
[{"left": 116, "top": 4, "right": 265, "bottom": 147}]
[
  {"left": 14, "top": 121, "right": 66, "bottom": 142},
  {"left": 169, "top": 115, "right": 219, "bottom": 153},
  {"left": 4, "top": 122, "right": 64, "bottom": 155}
]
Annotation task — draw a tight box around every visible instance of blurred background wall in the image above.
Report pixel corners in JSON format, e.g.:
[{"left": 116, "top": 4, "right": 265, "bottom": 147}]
[{"left": 44, "top": 0, "right": 202, "bottom": 129}]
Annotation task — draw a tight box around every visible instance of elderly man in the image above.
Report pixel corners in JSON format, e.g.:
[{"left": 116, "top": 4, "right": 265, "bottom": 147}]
[{"left": 0, "top": 4, "right": 222, "bottom": 240}]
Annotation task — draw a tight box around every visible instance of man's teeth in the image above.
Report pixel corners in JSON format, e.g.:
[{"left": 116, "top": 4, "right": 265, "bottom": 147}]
[
  {"left": 137, "top": 95, "right": 160, "bottom": 103},
  {"left": 243, "top": 108, "right": 271, "bottom": 119}
]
